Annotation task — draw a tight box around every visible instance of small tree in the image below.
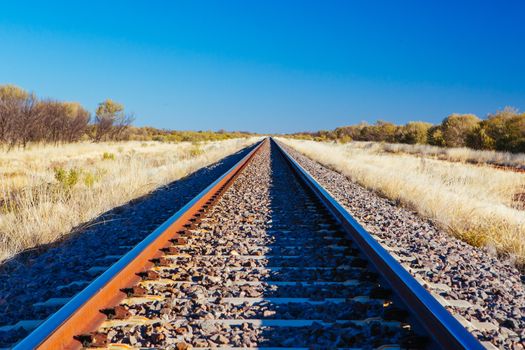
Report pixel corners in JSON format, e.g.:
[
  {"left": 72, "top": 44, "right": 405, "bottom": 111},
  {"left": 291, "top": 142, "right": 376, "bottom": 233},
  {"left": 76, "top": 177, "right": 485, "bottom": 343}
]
[
  {"left": 3, "top": 87, "right": 40, "bottom": 149},
  {"left": 441, "top": 114, "right": 480, "bottom": 147},
  {"left": 36, "top": 100, "right": 68, "bottom": 144},
  {"left": 93, "top": 99, "right": 134, "bottom": 141},
  {"left": 466, "top": 126, "right": 495, "bottom": 150},
  {"left": 483, "top": 107, "right": 525, "bottom": 152},
  {"left": 427, "top": 125, "right": 446, "bottom": 146},
  {"left": 360, "top": 120, "right": 398, "bottom": 142},
  {"left": 63, "top": 102, "right": 90, "bottom": 142},
  {"left": 399, "top": 121, "right": 433, "bottom": 144},
  {"left": 0, "top": 85, "right": 33, "bottom": 148},
  {"left": 334, "top": 123, "right": 367, "bottom": 141}
]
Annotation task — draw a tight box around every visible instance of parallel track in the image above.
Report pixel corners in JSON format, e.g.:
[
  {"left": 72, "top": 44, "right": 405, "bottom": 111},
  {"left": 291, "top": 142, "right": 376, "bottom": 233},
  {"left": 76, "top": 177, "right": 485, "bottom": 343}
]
[{"left": 13, "top": 138, "right": 483, "bottom": 349}]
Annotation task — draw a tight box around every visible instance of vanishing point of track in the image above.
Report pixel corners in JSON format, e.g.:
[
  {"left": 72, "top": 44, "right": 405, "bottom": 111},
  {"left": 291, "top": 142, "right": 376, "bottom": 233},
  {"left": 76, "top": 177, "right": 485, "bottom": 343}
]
[{"left": 14, "top": 138, "right": 483, "bottom": 349}]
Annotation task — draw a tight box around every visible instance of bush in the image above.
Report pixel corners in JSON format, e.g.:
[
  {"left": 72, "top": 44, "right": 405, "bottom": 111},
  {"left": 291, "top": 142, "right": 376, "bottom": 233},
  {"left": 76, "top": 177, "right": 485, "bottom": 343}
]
[
  {"left": 92, "top": 99, "right": 134, "bottom": 142},
  {"left": 338, "top": 135, "right": 352, "bottom": 143},
  {"left": 483, "top": 107, "right": 525, "bottom": 153},
  {"left": 466, "top": 126, "right": 495, "bottom": 150},
  {"left": 102, "top": 152, "right": 115, "bottom": 160},
  {"left": 360, "top": 121, "right": 399, "bottom": 142},
  {"left": 399, "top": 122, "right": 432, "bottom": 144},
  {"left": 83, "top": 172, "right": 96, "bottom": 187},
  {"left": 427, "top": 126, "right": 446, "bottom": 147},
  {"left": 441, "top": 114, "right": 480, "bottom": 147},
  {"left": 54, "top": 167, "right": 80, "bottom": 189}
]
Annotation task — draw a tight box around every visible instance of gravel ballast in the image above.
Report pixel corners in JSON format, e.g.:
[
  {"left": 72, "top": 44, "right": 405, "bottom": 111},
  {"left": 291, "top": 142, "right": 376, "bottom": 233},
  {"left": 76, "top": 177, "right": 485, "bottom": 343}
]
[
  {"left": 97, "top": 141, "right": 415, "bottom": 348},
  {"left": 279, "top": 140, "right": 525, "bottom": 349},
  {"left": 0, "top": 146, "right": 255, "bottom": 347}
]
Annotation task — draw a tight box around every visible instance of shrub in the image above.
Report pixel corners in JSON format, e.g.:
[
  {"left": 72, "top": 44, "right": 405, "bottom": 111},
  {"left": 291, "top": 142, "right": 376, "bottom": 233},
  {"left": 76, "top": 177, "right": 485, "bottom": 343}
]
[
  {"left": 93, "top": 99, "right": 134, "bottom": 142},
  {"left": 83, "top": 172, "right": 96, "bottom": 187},
  {"left": 360, "top": 121, "right": 399, "bottom": 142},
  {"left": 483, "top": 107, "right": 525, "bottom": 153},
  {"left": 399, "top": 122, "right": 433, "bottom": 144},
  {"left": 102, "top": 152, "right": 115, "bottom": 160},
  {"left": 427, "top": 126, "right": 446, "bottom": 147},
  {"left": 466, "top": 126, "right": 495, "bottom": 150},
  {"left": 338, "top": 135, "right": 353, "bottom": 143},
  {"left": 441, "top": 114, "right": 481, "bottom": 147},
  {"left": 54, "top": 167, "right": 80, "bottom": 189}
]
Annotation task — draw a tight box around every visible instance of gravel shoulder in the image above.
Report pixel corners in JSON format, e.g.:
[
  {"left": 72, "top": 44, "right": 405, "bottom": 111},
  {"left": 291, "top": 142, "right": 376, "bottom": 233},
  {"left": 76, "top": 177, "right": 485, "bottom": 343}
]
[
  {"left": 94, "top": 141, "right": 414, "bottom": 348},
  {"left": 0, "top": 145, "right": 255, "bottom": 347},
  {"left": 279, "top": 141, "right": 525, "bottom": 349}
]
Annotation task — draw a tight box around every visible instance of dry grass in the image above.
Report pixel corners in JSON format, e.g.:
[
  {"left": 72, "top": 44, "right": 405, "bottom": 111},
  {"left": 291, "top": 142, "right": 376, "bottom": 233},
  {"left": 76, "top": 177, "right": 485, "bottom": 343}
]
[
  {"left": 347, "top": 141, "right": 525, "bottom": 169},
  {"left": 0, "top": 138, "right": 259, "bottom": 262},
  {"left": 279, "top": 138, "right": 525, "bottom": 265}
]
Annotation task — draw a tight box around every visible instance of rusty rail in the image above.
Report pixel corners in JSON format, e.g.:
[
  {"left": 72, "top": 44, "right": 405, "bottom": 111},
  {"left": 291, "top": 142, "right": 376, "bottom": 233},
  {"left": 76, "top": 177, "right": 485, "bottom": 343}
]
[
  {"left": 273, "top": 138, "right": 484, "bottom": 350},
  {"left": 14, "top": 139, "right": 266, "bottom": 350}
]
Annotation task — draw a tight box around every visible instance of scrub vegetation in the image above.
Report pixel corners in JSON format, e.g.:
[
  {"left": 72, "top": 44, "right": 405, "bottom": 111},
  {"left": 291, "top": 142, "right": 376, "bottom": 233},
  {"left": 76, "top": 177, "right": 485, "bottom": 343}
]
[
  {"left": 0, "top": 84, "right": 259, "bottom": 262},
  {"left": 280, "top": 138, "right": 525, "bottom": 265},
  {"left": 0, "top": 136, "right": 259, "bottom": 263},
  {"left": 340, "top": 142, "right": 525, "bottom": 170},
  {"left": 0, "top": 84, "right": 254, "bottom": 149},
  {"left": 289, "top": 107, "right": 525, "bottom": 155}
]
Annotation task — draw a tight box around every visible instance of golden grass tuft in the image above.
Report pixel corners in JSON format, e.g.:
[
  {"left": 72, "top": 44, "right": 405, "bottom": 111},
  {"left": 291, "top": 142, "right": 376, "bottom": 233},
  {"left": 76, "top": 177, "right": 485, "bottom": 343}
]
[
  {"left": 279, "top": 138, "right": 525, "bottom": 265},
  {"left": 0, "top": 138, "right": 259, "bottom": 262}
]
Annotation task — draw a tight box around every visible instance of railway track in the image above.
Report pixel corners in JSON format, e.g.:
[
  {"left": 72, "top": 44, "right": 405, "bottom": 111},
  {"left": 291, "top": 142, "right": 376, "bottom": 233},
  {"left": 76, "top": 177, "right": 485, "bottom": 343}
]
[{"left": 13, "top": 138, "right": 483, "bottom": 349}]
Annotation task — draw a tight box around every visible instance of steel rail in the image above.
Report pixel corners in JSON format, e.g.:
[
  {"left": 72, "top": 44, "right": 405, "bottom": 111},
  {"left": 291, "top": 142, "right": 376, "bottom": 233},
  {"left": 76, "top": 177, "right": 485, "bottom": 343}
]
[
  {"left": 273, "top": 138, "right": 484, "bottom": 350},
  {"left": 14, "top": 139, "right": 266, "bottom": 350}
]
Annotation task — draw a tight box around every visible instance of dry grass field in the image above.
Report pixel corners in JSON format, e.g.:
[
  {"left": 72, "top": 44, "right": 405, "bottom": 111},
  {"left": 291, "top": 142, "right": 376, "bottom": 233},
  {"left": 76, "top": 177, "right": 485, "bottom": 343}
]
[
  {"left": 280, "top": 138, "right": 525, "bottom": 265},
  {"left": 347, "top": 141, "right": 525, "bottom": 169},
  {"left": 0, "top": 138, "right": 259, "bottom": 262}
]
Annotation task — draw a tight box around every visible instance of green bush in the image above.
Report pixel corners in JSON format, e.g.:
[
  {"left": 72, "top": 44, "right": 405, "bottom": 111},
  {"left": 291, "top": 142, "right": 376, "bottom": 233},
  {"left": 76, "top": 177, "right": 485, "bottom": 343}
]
[
  {"left": 102, "top": 152, "right": 115, "bottom": 160},
  {"left": 54, "top": 167, "right": 80, "bottom": 189},
  {"left": 83, "top": 172, "right": 96, "bottom": 187},
  {"left": 483, "top": 108, "right": 525, "bottom": 153},
  {"left": 399, "top": 122, "right": 432, "bottom": 144},
  {"left": 466, "top": 126, "right": 495, "bottom": 150},
  {"left": 427, "top": 126, "right": 446, "bottom": 147}
]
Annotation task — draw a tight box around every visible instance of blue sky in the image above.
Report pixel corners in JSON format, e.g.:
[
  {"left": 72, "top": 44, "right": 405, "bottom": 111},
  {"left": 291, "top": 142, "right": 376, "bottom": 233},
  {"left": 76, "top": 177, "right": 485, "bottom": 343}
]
[{"left": 1, "top": 1, "right": 524, "bottom": 133}]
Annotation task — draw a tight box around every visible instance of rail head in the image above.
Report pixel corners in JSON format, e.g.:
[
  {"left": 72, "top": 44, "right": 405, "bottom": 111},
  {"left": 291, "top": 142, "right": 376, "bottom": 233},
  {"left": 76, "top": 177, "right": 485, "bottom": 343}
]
[
  {"left": 14, "top": 138, "right": 266, "bottom": 350},
  {"left": 272, "top": 138, "right": 484, "bottom": 350}
]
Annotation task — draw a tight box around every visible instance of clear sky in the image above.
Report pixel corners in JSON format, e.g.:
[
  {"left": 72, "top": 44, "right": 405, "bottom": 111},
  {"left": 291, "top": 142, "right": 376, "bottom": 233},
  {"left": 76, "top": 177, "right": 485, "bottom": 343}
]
[{"left": 1, "top": 1, "right": 524, "bottom": 133}]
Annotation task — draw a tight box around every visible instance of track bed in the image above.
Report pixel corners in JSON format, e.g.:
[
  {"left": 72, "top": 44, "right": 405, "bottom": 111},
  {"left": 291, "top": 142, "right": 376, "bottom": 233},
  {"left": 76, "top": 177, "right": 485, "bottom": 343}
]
[
  {"left": 92, "top": 141, "right": 412, "bottom": 348},
  {"left": 12, "top": 140, "right": 483, "bottom": 349}
]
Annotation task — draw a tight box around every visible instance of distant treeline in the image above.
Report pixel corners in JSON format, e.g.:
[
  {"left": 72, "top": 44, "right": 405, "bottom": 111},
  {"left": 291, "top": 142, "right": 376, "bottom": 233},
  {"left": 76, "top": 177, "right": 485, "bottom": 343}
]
[
  {"left": 287, "top": 107, "right": 525, "bottom": 153},
  {"left": 0, "top": 85, "right": 252, "bottom": 149},
  {"left": 126, "top": 127, "right": 255, "bottom": 142}
]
